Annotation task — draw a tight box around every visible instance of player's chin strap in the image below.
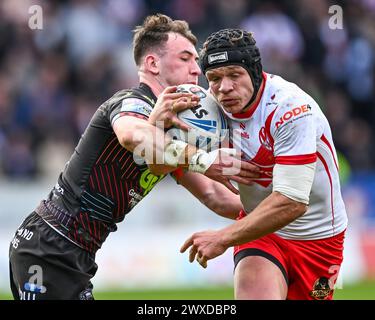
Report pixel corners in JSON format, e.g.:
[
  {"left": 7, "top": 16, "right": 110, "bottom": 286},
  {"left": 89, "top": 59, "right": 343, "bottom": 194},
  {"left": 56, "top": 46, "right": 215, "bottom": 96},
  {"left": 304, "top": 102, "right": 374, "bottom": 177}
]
[{"left": 163, "top": 140, "right": 236, "bottom": 174}]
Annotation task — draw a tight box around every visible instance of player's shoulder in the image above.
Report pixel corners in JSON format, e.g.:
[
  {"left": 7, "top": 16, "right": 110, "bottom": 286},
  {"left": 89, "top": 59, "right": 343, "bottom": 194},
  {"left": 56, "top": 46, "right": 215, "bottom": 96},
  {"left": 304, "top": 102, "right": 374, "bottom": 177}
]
[
  {"left": 266, "top": 74, "right": 319, "bottom": 112},
  {"left": 109, "top": 86, "right": 154, "bottom": 107},
  {"left": 266, "top": 74, "right": 306, "bottom": 106},
  {"left": 105, "top": 85, "right": 156, "bottom": 117},
  {"left": 124, "top": 84, "right": 157, "bottom": 106},
  {"left": 264, "top": 74, "right": 322, "bottom": 133}
]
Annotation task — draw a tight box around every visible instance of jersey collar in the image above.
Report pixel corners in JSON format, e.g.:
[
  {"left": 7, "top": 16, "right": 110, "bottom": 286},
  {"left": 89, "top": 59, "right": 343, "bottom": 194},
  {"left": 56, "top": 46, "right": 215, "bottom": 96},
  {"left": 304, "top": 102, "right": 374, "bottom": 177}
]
[{"left": 139, "top": 82, "right": 157, "bottom": 105}]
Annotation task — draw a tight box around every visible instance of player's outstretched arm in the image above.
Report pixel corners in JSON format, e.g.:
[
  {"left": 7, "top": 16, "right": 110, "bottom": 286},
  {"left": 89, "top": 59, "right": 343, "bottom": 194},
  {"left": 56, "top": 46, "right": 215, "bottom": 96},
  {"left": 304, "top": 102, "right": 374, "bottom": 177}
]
[
  {"left": 114, "top": 115, "right": 174, "bottom": 166},
  {"left": 113, "top": 115, "right": 200, "bottom": 174},
  {"left": 114, "top": 115, "right": 260, "bottom": 191},
  {"left": 180, "top": 191, "right": 307, "bottom": 268},
  {"left": 180, "top": 161, "right": 316, "bottom": 268}
]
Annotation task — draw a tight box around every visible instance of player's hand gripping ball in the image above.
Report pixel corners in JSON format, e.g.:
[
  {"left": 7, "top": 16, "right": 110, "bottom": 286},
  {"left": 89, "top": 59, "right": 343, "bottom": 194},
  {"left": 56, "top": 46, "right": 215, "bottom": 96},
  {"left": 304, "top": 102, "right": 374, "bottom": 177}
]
[{"left": 167, "top": 84, "right": 228, "bottom": 152}]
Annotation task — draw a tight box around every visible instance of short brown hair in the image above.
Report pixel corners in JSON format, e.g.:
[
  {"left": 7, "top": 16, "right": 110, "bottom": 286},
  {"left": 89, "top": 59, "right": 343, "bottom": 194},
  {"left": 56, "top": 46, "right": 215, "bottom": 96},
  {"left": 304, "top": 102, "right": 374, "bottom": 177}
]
[{"left": 133, "top": 14, "right": 197, "bottom": 66}]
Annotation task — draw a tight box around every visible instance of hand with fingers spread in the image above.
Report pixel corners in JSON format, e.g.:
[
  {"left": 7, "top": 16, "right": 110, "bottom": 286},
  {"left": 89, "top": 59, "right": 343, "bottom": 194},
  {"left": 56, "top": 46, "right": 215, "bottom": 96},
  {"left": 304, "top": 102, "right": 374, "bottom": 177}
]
[
  {"left": 180, "top": 230, "right": 228, "bottom": 269},
  {"left": 194, "top": 148, "right": 261, "bottom": 194},
  {"left": 148, "top": 86, "right": 200, "bottom": 130}
]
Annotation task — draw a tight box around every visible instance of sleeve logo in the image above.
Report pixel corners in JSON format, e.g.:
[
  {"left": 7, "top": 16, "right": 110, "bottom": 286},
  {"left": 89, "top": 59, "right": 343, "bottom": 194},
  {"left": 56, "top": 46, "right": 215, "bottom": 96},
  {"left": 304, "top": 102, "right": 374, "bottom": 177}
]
[{"left": 121, "top": 98, "right": 153, "bottom": 115}]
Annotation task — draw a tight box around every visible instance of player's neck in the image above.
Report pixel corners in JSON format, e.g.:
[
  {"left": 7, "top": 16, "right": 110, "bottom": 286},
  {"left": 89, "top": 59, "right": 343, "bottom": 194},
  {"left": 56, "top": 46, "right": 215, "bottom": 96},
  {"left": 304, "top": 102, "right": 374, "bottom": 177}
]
[{"left": 139, "top": 72, "right": 165, "bottom": 97}]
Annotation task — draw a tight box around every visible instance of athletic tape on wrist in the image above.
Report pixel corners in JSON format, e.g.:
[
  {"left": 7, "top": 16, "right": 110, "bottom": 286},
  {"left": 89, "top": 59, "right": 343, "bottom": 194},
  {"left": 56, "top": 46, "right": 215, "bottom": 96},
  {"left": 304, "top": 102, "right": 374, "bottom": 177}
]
[
  {"left": 188, "top": 149, "right": 218, "bottom": 174},
  {"left": 163, "top": 140, "right": 188, "bottom": 167}
]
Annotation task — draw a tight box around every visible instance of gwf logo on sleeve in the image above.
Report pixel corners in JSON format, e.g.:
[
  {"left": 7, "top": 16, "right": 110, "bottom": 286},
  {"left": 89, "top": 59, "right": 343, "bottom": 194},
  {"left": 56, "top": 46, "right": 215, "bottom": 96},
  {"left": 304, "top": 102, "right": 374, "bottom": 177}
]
[
  {"left": 121, "top": 98, "right": 153, "bottom": 115},
  {"left": 208, "top": 52, "right": 228, "bottom": 64}
]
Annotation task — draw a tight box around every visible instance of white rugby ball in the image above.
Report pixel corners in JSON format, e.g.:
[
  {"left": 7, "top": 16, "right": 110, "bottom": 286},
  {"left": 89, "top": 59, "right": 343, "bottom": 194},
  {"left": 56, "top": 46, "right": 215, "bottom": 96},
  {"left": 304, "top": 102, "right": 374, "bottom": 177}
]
[{"left": 167, "top": 84, "right": 227, "bottom": 152}]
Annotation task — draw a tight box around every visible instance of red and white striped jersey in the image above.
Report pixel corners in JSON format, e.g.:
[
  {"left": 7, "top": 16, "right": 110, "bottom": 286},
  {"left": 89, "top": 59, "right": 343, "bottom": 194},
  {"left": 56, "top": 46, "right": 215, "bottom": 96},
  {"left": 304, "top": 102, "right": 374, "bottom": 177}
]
[{"left": 225, "top": 72, "right": 348, "bottom": 240}]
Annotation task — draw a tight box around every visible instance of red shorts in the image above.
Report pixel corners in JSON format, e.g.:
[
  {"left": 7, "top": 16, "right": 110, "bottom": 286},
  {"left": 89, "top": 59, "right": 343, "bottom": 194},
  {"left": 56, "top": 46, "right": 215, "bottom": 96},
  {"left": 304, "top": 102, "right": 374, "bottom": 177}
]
[{"left": 233, "top": 211, "right": 345, "bottom": 300}]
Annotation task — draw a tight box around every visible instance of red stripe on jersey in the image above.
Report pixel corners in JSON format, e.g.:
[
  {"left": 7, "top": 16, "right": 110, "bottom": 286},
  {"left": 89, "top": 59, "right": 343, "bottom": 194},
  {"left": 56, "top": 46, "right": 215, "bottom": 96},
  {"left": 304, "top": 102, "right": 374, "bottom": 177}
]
[
  {"left": 264, "top": 107, "right": 277, "bottom": 147},
  {"left": 82, "top": 213, "right": 93, "bottom": 252},
  {"left": 103, "top": 142, "right": 121, "bottom": 164},
  {"left": 111, "top": 165, "right": 120, "bottom": 219},
  {"left": 83, "top": 212, "right": 93, "bottom": 237},
  {"left": 275, "top": 153, "right": 317, "bottom": 165},
  {"left": 96, "top": 136, "right": 117, "bottom": 164},
  {"left": 113, "top": 145, "right": 124, "bottom": 162},
  {"left": 119, "top": 176, "right": 125, "bottom": 218},
  {"left": 321, "top": 134, "right": 339, "bottom": 171},
  {"left": 99, "top": 166, "right": 109, "bottom": 195},
  {"left": 127, "top": 165, "right": 138, "bottom": 179},
  {"left": 73, "top": 221, "right": 78, "bottom": 242},
  {"left": 121, "top": 153, "right": 133, "bottom": 171},
  {"left": 93, "top": 167, "right": 102, "bottom": 193},
  {"left": 105, "top": 166, "right": 114, "bottom": 199},
  {"left": 317, "top": 152, "right": 335, "bottom": 232},
  {"left": 232, "top": 72, "right": 267, "bottom": 119},
  {"left": 118, "top": 149, "right": 127, "bottom": 162},
  {"left": 122, "top": 157, "right": 137, "bottom": 179},
  {"left": 89, "top": 175, "right": 94, "bottom": 190}
]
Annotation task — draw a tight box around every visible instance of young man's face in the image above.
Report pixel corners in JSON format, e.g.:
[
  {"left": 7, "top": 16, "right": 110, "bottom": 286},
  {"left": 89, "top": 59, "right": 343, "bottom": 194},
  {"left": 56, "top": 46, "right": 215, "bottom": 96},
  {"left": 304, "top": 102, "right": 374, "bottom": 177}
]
[
  {"left": 206, "top": 65, "right": 254, "bottom": 114},
  {"left": 157, "top": 33, "right": 201, "bottom": 86}
]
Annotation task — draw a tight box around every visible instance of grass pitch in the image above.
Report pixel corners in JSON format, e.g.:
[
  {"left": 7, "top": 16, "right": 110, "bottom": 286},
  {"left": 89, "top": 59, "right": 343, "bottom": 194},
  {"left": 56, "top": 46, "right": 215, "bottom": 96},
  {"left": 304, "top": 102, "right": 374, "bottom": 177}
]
[{"left": 1, "top": 280, "right": 375, "bottom": 300}]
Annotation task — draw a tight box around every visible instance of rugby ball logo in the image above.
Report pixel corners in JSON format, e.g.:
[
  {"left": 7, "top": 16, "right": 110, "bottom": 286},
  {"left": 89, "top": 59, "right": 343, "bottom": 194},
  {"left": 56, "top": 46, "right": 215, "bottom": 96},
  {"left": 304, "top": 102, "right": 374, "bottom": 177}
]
[{"left": 168, "top": 84, "right": 228, "bottom": 151}]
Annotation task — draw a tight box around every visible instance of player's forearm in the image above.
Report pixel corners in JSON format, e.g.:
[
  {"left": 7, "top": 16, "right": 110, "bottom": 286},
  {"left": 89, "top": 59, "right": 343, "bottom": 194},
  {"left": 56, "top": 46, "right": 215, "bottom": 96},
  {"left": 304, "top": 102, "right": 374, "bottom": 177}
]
[
  {"left": 117, "top": 119, "right": 168, "bottom": 161},
  {"left": 115, "top": 117, "right": 196, "bottom": 172},
  {"left": 219, "top": 192, "right": 307, "bottom": 247},
  {"left": 203, "top": 183, "right": 242, "bottom": 219},
  {"left": 178, "top": 172, "right": 241, "bottom": 220}
]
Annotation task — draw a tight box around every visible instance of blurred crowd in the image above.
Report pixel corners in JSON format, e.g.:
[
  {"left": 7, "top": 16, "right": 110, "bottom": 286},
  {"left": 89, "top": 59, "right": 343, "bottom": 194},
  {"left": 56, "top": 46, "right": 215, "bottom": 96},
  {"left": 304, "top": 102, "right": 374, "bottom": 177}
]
[{"left": 0, "top": 0, "right": 374, "bottom": 179}]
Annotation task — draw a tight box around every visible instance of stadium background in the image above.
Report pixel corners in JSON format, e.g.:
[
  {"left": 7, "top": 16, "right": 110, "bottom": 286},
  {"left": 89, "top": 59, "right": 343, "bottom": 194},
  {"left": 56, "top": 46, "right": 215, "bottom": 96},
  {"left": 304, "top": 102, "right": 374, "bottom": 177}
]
[{"left": 1, "top": 0, "right": 375, "bottom": 299}]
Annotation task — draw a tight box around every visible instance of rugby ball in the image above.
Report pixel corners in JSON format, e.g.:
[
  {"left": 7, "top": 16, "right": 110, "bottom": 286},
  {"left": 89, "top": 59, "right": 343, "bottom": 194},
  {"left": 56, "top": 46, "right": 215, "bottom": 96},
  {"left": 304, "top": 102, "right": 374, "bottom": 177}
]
[{"left": 167, "top": 84, "right": 227, "bottom": 152}]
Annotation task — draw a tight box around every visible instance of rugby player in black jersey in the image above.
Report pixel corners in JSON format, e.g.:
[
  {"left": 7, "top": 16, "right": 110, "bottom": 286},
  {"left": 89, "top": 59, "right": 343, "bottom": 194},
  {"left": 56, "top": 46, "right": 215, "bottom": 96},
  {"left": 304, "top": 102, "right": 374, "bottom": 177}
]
[{"left": 9, "top": 14, "right": 260, "bottom": 300}]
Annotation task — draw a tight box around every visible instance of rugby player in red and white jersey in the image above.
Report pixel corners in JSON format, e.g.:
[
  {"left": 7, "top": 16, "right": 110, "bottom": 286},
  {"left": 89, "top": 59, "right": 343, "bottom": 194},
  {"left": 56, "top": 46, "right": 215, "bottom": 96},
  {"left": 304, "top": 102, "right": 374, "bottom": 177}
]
[{"left": 181, "top": 29, "right": 348, "bottom": 300}]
